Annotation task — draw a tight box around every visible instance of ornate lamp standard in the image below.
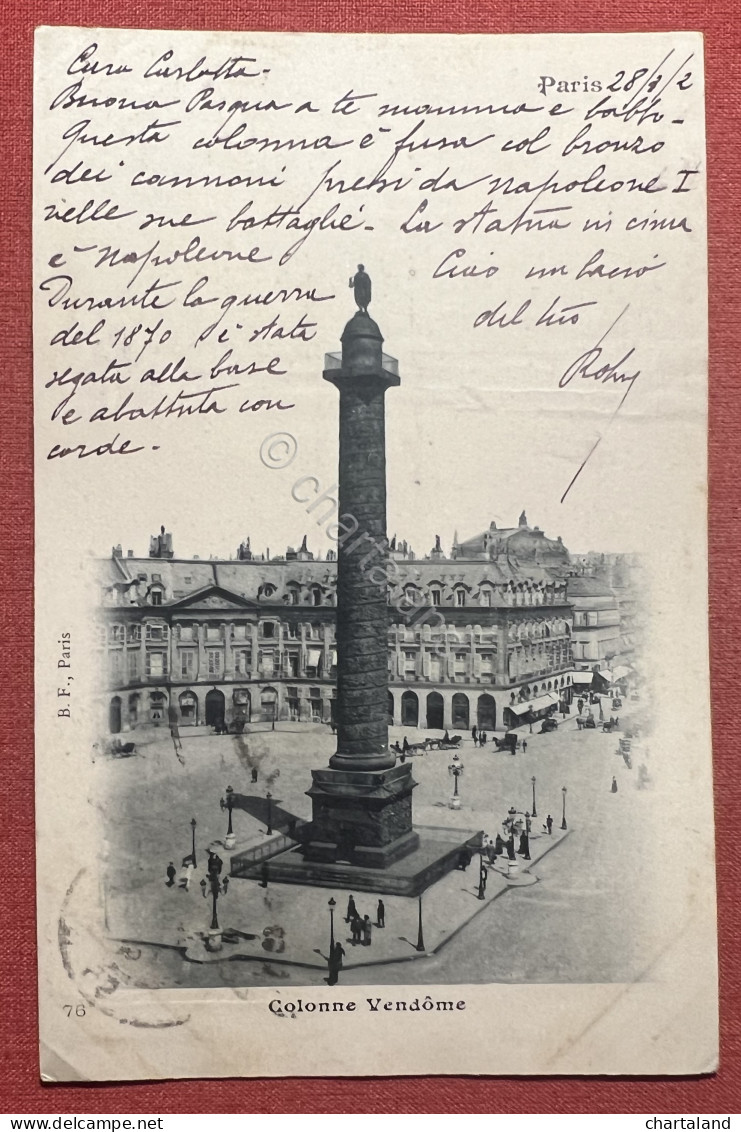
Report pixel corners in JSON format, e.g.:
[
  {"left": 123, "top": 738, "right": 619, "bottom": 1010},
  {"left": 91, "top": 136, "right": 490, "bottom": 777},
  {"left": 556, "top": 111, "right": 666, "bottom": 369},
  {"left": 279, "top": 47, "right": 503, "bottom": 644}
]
[
  {"left": 266, "top": 791, "right": 273, "bottom": 836},
  {"left": 200, "top": 872, "right": 229, "bottom": 951},
  {"left": 531, "top": 776, "right": 537, "bottom": 817},
  {"left": 220, "top": 785, "right": 236, "bottom": 850},
  {"left": 190, "top": 817, "right": 197, "bottom": 868},
  {"left": 477, "top": 852, "right": 488, "bottom": 901},
  {"left": 561, "top": 786, "right": 568, "bottom": 831},
  {"left": 415, "top": 892, "right": 426, "bottom": 952},
  {"left": 328, "top": 897, "right": 336, "bottom": 951},
  {"left": 448, "top": 753, "right": 465, "bottom": 810}
]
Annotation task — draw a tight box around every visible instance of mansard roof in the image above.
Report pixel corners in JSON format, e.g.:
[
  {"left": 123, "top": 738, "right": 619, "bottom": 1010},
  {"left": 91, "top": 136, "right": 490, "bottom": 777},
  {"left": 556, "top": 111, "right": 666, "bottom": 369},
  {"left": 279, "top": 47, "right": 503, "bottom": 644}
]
[{"left": 99, "top": 544, "right": 572, "bottom": 608}]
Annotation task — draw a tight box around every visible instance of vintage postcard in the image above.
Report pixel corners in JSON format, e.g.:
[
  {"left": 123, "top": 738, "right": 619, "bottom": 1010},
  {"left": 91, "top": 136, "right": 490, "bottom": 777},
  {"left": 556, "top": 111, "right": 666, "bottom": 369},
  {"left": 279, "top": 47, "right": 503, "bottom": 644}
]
[{"left": 33, "top": 27, "right": 716, "bottom": 1080}]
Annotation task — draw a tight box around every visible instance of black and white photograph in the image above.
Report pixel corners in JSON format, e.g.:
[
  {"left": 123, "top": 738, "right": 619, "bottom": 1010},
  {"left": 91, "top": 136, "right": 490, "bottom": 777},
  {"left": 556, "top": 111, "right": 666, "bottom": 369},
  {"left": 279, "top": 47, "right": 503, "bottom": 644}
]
[{"left": 33, "top": 27, "right": 715, "bottom": 1080}]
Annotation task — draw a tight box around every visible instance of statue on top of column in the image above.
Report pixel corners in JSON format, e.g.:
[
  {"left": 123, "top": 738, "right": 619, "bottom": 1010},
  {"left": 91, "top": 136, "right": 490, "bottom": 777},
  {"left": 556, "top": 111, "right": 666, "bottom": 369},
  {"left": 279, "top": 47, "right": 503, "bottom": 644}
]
[{"left": 349, "top": 264, "right": 372, "bottom": 314}]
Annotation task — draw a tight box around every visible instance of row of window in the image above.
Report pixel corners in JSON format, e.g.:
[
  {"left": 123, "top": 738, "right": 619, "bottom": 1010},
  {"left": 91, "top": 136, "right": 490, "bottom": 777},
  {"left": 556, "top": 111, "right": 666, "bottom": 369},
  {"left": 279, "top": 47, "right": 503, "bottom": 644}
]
[
  {"left": 101, "top": 621, "right": 332, "bottom": 645},
  {"left": 109, "top": 648, "right": 338, "bottom": 681}
]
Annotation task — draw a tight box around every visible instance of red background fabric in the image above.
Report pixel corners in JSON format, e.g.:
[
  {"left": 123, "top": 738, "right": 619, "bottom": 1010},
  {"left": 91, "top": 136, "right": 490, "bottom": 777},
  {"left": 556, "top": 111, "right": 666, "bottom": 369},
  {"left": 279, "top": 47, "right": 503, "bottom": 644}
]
[{"left": 1, "top": 0, "right": 738, "bottom": 1114}]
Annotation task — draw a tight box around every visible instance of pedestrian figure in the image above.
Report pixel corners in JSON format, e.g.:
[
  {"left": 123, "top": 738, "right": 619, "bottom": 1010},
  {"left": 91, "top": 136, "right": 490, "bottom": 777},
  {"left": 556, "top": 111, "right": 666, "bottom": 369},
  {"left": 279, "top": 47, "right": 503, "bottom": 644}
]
[
  {"left": 326, "top": 944, "right": 341, "bottom": 986},
  {"left": 506, "top": 834, "right": 516, "bottom": 861},
  {"left": 611, "top": 776, "right": 618, "bottom": 793},
  {"left": 494, "top": 833, "right": 506, "bottom": 856},
  {"left": 363, "top": 915, "right": 372, "bottom": 947},
  {"left": 166, "top": 861, "right": 176, "bottom": 887},
  {"left": 402, "top": 736, "right": 410, "bottom": 754},
  {"left": 457, "top": 847, "right": 472, "bottom": 871},
  {"left": 251, "top": 766, "right": 258, "bottom": 783},
  {"left": 400, "top": 750, "right": 406, "bottom": 763},
  {"left": 346, "top": 895, "right": 357, "bottom": 923},
  {"left": 351, "top": 914, "right": 363, "bottom": 945},
  {"left": 443, "top": 729, "right": 450, "bottom": 743},
  {"left": 471, "top": 725, "right": 478, "bottom": 745},
  {"left": 178, "top": 857, "right": 193, "bottom": 890},
  {"left": 545, "top": 814, "right": 553, "bottom": 835},
  {"left": 522, "top": 740, "right": 528, "bottom": 754},
  {"left": 260, "top": 861, "right": 269, "bottom": 888},
  {"left": 376, "top": 899, "right": 385, "bottom": 928},
  {"left": 208, "top": 851, "right": 223, "bottom": 877},
  {"left": 479, "top": 861, "right": 488, "bottom": 893},
  {"left": 333, "top": 940, "right": 346, "bottom": 970},
  {"left": 518, "top": 830, "right": 529, "bottom": 855}
]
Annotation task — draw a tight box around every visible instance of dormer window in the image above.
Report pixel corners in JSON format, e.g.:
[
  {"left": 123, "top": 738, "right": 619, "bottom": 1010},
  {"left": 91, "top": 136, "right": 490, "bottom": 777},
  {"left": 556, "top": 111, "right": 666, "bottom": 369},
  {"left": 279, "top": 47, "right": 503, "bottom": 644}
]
[
  {"left": 431, "top": 588, "right": 442, "bottom": 606},
  {"left": 480, "top": 589, "right": 492, "bottom": 607},
  {"left": 150, "top": 587, "right": 163, "bottom": 606},
  {"left": 455, "top": 589, "right": 466, "bottom": 607},
  {"left": 259, "top": 583, "right": 276, "bottom": 600}
]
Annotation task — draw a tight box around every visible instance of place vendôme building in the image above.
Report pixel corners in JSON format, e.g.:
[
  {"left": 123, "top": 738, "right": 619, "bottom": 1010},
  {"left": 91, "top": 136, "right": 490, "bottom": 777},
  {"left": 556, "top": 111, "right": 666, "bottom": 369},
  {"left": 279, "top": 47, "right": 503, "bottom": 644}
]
[{"left": 95, "top": 514, "right": 634, "bottom": 738}]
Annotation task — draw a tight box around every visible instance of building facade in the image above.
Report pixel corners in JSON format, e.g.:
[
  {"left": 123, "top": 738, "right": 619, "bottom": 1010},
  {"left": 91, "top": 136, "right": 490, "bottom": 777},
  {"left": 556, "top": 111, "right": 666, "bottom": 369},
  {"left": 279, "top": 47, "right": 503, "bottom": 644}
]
[{"left": 96, "top": 516, "right": 612, "bottom": 736}]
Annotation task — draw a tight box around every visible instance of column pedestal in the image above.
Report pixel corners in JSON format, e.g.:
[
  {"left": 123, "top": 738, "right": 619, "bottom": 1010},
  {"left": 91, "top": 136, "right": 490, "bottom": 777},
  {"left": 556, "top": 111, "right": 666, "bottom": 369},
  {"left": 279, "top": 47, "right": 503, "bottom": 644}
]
[{"left": 303, "top": 763, "right": 420, "bottom": 868}]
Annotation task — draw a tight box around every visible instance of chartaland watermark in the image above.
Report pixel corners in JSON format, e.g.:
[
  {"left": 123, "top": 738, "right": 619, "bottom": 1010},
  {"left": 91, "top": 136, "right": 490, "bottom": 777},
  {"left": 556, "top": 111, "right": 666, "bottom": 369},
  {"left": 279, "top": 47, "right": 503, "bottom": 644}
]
[{"left": 259, "top": 431, "right": 450, "bottom": 655}]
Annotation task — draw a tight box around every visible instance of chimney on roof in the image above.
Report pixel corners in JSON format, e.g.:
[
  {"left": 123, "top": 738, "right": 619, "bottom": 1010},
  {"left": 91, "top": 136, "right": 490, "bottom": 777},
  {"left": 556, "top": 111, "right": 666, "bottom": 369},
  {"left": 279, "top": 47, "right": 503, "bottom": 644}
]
[
  {"left": 112, "top": 544, "right": 123, "bottom": 558},
  {"left": 127, "top": 549, "right": 134, "bottom": 557},
  {"left": 149, "top": 526, "right": 174, "bottom": 559}
]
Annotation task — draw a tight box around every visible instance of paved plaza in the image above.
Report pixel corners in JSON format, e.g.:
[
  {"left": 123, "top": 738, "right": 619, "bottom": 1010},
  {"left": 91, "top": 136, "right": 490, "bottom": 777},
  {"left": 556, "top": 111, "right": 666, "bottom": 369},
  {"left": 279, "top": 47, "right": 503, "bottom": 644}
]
[{"left": 95, "top": 699, "right": 659, "bottom": 988}]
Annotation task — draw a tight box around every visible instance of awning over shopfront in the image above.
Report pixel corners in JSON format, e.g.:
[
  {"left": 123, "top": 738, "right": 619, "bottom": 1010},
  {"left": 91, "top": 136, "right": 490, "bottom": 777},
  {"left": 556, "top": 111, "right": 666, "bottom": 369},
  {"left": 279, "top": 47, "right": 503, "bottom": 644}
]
[
  {"left": 530, "top": 692, "right": 559, "bottom": 712},
  {"left": 571, "top": 672, "right": 593, "bottom": 686},
  {"left": 506, "top": 702, "right": 532, "bottom": 716},
  {"left": 612, "top": 665, "right": 632, "bottom": 681}
]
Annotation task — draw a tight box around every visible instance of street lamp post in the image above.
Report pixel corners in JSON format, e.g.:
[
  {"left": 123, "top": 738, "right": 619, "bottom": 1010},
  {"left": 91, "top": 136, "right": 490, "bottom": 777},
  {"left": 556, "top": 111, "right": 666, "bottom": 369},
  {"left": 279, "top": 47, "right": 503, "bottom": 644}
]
[
  {"left": 415, "top": 893, "right": 425, "bottom": 952},
  {"left": 221, "top": 785, "right": 236, "bottom": 850},
  {"left": 561, "top": 786, "right": 568, "bottom": 831},
  {"left": 477, "top": 853, "right": 488, "bottom": 901},
  {"left": 190, "top": 817, "right": 197, "bottom": 868},
  {"left": 271, "top": 700, "right": 276, "bottom": 731},
  {"left": 448, "top": 753, "right": 465, "bottom": 810},
  {"left": 328, "top": 897, "right": 336, "bottom": 951},
  {"left": 200, "top": 872, "right": 229, "bottom": 951},
  {"left": 266, "top": 791, "right": 273, "bottom": 836},
  {"left": 531, "top": 776, "right": 537, "bottom": 817}
]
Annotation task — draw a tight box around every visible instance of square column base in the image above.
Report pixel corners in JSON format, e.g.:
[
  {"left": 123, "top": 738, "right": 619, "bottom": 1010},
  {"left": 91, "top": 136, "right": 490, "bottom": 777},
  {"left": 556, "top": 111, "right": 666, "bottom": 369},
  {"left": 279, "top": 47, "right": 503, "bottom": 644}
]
[{"left": 302, "top": 761, "right": 419, "bottom": 869}]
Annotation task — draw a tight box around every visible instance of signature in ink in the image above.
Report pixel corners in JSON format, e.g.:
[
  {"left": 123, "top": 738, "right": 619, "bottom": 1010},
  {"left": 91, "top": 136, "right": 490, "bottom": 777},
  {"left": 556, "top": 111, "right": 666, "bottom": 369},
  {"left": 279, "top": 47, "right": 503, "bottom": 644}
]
[{"left": 558, "top": 340, "right": 640, "bottom": 396}]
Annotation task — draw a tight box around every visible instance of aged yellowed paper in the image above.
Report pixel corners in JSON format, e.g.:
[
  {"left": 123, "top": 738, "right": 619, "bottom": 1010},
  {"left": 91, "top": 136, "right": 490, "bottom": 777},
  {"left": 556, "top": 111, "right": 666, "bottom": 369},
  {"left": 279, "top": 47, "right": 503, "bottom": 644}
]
[{"left": 33, "top": 27, "right": 716, "bottom": 1080}]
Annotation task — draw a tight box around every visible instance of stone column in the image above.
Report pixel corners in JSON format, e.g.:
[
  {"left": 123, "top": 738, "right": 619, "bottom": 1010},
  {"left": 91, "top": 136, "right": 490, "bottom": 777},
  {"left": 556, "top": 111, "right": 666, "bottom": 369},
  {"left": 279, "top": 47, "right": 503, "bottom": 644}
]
[
  {"left": 302, "top": 310, "right": 419, "bottom": 870},
  {"left": 325, "top": 313, "right": 398, "bottom": 773}
]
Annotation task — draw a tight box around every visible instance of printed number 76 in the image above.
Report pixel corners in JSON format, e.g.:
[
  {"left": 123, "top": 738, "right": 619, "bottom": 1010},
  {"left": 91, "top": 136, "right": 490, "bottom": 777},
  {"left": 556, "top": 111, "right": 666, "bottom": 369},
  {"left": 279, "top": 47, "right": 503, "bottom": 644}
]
[{"left": 63, "top": 1004, "right": 86, "bottom": 1017}]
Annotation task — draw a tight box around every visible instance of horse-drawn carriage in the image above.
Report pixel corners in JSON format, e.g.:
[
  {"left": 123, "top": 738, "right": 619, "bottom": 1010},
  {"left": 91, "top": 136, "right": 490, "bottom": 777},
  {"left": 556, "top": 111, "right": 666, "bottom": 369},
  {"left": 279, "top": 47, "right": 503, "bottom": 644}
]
[
  {"left": 392, "top": 734, "right": 463, "bottom": 757},
  {"left": 493, "top": 733, "right": 520, "bottom": 753}
]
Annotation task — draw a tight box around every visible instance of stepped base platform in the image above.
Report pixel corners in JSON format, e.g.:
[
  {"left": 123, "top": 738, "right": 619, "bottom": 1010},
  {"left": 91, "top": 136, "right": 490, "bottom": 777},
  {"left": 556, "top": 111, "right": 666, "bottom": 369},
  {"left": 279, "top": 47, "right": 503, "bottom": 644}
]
[{"left": 230, "top": 825, "right": 483, "bottom": 897}]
